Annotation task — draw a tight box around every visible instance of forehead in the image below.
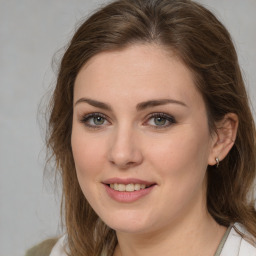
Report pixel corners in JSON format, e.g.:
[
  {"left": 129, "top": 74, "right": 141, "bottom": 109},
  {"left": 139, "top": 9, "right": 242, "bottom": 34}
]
[{"left": 74, "top": 44, "right": 202, "bottom": 108}]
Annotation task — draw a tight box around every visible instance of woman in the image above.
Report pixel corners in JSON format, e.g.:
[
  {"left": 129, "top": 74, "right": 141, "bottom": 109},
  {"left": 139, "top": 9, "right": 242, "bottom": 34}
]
[{"left": 31, "top": 0, "right": 256, "bottom": 255}]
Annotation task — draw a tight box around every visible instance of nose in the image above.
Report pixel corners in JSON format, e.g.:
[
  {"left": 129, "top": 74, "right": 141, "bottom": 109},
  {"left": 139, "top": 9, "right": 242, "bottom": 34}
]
[{"left": 108, "top": 126, "right": 143, "bottom": 169}]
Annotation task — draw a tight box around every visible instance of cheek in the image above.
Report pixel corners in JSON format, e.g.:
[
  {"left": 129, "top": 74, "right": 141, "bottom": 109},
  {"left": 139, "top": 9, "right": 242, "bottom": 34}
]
[
  {"left": 71, "top": 128, "right": 110, "bottom": 209},
  {"left": 71, "top": 127, "right": 107, "bottom": 182},
  {"left": 146, "top": 127, "right": 210, "bottom": 190},
  {"left": 149, "top": 132, "right": 209, "bottom": 167},
  {"left": 144, "top": 131, "right": 210, "bottom": 220}
]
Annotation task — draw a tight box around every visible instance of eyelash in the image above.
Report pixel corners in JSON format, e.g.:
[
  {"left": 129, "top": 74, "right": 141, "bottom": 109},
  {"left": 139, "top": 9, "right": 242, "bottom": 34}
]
[
  {"left": 80, "top": 112, "right": 109, "bottom": 129},
  {"left": 80, "top": 112, "right": 176, "bottom": 129},
  {"left": 145, "top": 112, "right": 176, "bottom": 129}
]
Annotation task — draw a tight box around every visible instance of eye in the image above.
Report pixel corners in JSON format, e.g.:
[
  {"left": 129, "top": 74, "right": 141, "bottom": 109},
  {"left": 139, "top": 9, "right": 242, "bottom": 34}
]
[
  {"left": 80, "top": 113, "right": 110, "bottom": 128},
  {"left": 92, "top": 116, "right": 105, "bottom": 125},
  {"left": 145, "top": 113, "right": 176, "bottom": 128}
]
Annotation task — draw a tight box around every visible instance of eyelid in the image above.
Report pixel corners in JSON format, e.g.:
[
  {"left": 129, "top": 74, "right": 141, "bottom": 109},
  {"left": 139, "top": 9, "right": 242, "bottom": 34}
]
[
  {"left": 143, "top": 112, "right": 176, "bottom": 128},
  {"left": 80, "top": 112, "right": 111, "bottom": 129}
]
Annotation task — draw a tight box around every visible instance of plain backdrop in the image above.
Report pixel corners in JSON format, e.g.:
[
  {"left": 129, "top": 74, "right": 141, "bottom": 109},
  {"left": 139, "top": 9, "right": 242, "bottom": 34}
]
[{"left": 0, "top": 1, "right": 255, "bottom": 255}]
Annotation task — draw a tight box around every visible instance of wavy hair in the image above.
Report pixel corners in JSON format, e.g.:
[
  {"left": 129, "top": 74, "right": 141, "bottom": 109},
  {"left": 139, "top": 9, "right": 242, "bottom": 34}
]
[{"left": 47, "top": 0, "right": 256, "bottom": 255}]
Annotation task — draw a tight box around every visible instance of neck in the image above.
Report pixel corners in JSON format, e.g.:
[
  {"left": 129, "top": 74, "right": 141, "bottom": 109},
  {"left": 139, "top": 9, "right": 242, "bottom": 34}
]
[{"left": 113, "top": 207, "right": 226, "bottom": 256}]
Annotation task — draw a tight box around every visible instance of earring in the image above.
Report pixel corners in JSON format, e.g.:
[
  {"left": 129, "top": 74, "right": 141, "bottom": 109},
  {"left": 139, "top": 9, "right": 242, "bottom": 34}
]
[{"left": 215, "top": 157, "right": 220, "bottom": 168}]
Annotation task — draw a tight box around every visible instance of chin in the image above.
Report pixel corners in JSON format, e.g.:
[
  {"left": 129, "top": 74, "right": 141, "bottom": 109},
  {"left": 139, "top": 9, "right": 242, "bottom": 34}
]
[
  {"left": 100, "top": 209, "right": 155, "bottom": 234},
  {"left": 108, "top": 222, "right": 149, "bottom": 234}
]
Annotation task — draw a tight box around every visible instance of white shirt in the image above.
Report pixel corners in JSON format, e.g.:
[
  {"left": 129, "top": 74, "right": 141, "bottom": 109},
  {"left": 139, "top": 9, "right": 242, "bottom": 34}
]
[
  {"left": 50, "top": 223, "right": 256, "bottom": 256},
  {"left": 218, "top": 223, "right": 256, "bottom": 256}
]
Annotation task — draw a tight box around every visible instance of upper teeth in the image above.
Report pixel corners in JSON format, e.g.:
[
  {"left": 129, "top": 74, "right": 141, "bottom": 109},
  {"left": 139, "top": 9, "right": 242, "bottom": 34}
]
[{"left": 110, "top": 183, "right": 147, "bottom": 192}]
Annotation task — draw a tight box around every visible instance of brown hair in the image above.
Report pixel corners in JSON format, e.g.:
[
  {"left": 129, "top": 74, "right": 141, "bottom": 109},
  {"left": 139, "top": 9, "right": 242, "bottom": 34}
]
[{"left": 47, "top": 0, "right": 256, "bottom": 255}]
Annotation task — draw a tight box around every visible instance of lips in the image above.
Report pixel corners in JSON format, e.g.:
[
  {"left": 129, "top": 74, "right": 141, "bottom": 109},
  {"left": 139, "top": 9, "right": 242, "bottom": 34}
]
[
  {"left": 103, "top": 178, "right": 155, "bottom": 190},
  {"left": 104, "top": 177, "right": 154, "bottom": 184},
  {"left": 102, "top": 178, "right": 156, "bottom": 202}
]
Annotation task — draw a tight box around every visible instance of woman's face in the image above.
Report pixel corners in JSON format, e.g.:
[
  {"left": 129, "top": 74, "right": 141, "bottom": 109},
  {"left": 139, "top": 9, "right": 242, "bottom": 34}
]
[{"left": 71, "top": 44, "right": 216, "bottom": 234}]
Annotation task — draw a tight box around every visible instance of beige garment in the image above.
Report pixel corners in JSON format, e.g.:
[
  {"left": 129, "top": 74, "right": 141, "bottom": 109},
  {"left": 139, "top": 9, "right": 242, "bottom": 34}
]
[{"left": 25, "top": 238, "right": 58, "bottom": 256}]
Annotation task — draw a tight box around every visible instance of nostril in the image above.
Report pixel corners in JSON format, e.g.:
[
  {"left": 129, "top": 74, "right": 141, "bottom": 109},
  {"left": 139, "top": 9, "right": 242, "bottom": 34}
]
[
  {"left": 109, "top": 159, "right": 137, "bottom": 169},
  {"left": 107, "top": 139, "right": 143, "bottom": 168}
]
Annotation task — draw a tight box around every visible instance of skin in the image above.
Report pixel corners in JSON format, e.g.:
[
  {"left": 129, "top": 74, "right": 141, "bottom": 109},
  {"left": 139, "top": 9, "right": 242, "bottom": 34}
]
[{"left": 71, "top": 44, "right": 238, "bottom": 256}]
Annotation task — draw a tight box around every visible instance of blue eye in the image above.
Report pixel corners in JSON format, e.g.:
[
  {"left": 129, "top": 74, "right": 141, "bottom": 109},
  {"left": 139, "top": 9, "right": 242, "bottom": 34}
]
[
  {"left": 80, "top": 113, "right": 109, "bottom": 128},
  {"left": 146, "top": 113, "right": 176, "bottom": 128}
]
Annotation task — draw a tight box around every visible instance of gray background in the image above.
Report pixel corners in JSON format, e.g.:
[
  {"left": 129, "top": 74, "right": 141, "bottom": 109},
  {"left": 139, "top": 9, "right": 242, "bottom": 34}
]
[{"left": 0, "top": 1, "right": 255, "bottom": 256}]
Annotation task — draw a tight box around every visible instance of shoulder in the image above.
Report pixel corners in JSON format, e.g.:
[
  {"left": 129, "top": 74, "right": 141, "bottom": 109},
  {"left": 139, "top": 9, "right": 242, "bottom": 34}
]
[
  {"left": 25, "top": 238, "right": 59, "bottom": 256},
  {"left": 221, "top": 223, "right": 256, "bottom": 256},
  {"left": 49, "top": 235, "right": 68, "bottom": 256}
]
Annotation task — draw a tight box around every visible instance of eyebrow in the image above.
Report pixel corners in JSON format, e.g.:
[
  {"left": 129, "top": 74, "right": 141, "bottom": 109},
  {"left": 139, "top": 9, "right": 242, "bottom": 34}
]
[
  {"left": 136, "top": 99, "right": 187, "bottom": 111},
  {"left": 74, "top": 98, "right": 187, "bottom": 111},
  {"left": 75, "top": 98, "right": 112, "bottom": 111}
]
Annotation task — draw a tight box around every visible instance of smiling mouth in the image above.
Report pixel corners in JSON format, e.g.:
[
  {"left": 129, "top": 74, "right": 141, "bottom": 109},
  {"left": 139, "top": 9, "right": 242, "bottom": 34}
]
[{"left": 108, "top": 183, "right": 153, "bottom": 192}]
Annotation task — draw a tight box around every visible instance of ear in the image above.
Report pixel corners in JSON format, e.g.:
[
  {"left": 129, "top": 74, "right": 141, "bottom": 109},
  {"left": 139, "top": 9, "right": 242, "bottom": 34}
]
[{"left": 208, "top": 113, "right": 238, "bottom": 166}]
